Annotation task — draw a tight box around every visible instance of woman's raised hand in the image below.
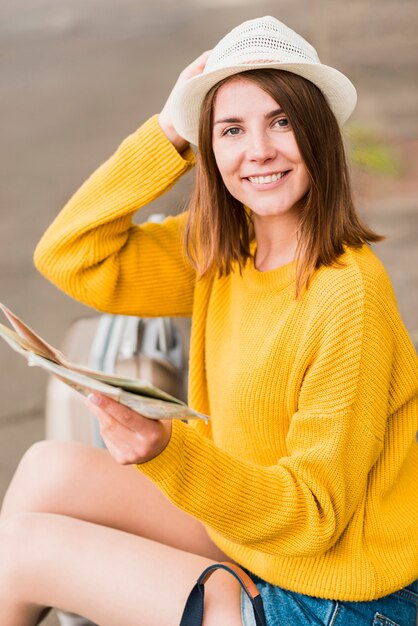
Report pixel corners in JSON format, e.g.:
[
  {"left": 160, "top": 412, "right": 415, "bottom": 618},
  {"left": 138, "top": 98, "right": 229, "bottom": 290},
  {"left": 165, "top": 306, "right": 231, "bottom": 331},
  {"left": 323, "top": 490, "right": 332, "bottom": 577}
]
[
  {"left": 158, "top": 50, "right": 210, "bottom": 152},
  {"left": 85, "top": 394, "right": 172, "bottom": 465}
]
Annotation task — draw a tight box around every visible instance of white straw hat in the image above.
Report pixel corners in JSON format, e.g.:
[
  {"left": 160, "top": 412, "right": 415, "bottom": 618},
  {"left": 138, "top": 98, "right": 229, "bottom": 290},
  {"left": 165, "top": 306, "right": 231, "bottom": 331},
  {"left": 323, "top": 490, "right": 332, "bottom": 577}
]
[{"left": 170, "top": 16, "right": 357, "bottom": 146}]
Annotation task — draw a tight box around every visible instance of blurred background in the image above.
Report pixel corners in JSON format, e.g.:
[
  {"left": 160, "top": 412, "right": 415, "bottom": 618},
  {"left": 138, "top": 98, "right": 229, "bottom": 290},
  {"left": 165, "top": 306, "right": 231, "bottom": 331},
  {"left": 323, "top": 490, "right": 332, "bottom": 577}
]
[{"left": 0, "top": 1, "right": 417, "bottom": 616}]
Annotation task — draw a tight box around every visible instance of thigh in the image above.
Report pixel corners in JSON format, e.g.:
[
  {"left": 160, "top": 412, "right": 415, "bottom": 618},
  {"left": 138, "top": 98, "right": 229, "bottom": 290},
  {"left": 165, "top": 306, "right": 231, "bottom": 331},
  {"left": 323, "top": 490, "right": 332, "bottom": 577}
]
[
  {"left": 0, "top": 512, "right": 242, "bottom": 626},
  {"left": 1, "top": 441, "right": 227, "bottom": 560}
]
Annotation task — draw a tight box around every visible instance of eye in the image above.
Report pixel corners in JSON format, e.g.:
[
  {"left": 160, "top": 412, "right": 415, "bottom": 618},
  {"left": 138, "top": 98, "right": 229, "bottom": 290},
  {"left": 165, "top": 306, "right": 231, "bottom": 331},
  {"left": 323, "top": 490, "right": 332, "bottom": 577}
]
[
  {"left": 222, "top": 126, "right": 242, "bottom": 137},
  {"left": 274, "top": 117, "right": 290, "bottom": 129}
]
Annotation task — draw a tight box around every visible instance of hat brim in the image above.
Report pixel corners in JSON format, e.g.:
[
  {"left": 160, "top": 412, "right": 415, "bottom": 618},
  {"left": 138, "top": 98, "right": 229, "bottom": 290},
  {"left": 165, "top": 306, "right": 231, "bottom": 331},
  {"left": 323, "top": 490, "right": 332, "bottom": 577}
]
[{"left": 170, "top": 61, "right": 357, "bottom": 146}]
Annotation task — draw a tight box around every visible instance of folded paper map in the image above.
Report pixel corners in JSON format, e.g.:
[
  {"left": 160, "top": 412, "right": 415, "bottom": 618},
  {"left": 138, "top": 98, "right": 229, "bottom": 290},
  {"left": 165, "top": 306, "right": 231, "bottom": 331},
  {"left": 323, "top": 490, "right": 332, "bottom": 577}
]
[{"left": 0, "top": 303, "right": 208, "bottom": 421}]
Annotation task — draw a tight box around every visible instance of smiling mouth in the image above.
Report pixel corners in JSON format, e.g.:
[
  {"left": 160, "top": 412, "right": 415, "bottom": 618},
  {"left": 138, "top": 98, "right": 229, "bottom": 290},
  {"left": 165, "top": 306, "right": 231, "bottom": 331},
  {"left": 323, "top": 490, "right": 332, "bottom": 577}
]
[{"left": 247, "top": 171, "right": 290, "bottom": 184}]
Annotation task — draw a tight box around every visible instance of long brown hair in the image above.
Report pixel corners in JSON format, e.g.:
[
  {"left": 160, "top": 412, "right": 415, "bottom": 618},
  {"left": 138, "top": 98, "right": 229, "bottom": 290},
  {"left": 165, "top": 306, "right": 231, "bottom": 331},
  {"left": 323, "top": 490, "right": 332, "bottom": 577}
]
[{"left": 184, "top": 69, "right": 382, "bottom": 295}]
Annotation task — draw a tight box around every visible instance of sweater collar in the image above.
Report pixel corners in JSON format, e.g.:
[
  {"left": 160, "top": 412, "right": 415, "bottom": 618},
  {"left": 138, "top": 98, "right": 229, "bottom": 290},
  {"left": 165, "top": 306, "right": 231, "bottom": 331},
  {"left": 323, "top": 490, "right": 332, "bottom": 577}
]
[{"left": 242, "top": 244, "right": 296, "bottom": 293}]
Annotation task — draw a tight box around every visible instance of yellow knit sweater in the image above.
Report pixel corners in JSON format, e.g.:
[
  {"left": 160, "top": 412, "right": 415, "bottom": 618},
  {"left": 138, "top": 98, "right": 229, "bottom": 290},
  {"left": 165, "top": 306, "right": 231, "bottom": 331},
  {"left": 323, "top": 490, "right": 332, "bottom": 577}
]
[{"left": 34, "top": 115, "right": 418, "bottom": 601}]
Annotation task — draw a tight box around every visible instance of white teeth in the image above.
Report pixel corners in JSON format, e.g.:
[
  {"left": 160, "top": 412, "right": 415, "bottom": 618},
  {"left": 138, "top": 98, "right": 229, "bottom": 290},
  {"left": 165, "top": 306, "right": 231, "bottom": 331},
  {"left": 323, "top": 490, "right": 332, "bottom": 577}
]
[{"left": 248, "top": 172, "right": 286, "bottom": 184}]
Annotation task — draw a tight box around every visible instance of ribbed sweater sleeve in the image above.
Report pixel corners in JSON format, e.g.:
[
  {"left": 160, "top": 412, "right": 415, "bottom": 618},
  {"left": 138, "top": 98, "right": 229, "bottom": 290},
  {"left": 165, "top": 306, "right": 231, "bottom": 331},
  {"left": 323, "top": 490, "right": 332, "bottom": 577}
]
[{"left": 34, "top": 115, "right": 196, "bottom": 316}]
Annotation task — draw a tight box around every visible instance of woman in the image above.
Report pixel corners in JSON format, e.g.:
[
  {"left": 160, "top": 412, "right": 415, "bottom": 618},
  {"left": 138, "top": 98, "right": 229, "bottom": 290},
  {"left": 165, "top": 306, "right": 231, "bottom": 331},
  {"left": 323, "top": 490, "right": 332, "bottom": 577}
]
[{"left": 0, "top": 16, "right": 417, "bottom": 626}]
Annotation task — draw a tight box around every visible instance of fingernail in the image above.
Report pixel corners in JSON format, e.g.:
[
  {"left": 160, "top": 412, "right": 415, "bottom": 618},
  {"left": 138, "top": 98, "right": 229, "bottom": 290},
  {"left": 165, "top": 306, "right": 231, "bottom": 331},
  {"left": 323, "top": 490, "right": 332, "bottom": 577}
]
[{"left": 87, "top": 393, "right": 102, "bottom": 406}]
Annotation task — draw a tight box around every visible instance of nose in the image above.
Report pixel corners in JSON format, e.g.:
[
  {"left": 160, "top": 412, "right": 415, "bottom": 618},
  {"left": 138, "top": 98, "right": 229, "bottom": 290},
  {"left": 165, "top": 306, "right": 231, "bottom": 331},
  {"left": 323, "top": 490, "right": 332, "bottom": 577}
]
[{"left": 246, "top": 131, "right": 276, "bottom": 163}]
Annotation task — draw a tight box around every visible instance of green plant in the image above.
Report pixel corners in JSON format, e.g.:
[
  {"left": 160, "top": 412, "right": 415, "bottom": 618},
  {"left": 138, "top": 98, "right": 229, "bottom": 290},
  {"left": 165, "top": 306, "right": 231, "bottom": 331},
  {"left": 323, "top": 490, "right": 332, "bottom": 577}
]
[{"left": 344, "top": 124, "right": 402, "bottom": 175}]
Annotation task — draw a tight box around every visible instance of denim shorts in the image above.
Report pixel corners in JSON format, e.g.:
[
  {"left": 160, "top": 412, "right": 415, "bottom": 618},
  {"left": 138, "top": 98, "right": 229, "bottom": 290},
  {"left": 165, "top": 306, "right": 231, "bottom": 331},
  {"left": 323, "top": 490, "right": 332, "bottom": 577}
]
[{"left": 240, "top": 573, "right": 417, "bottom": 626}]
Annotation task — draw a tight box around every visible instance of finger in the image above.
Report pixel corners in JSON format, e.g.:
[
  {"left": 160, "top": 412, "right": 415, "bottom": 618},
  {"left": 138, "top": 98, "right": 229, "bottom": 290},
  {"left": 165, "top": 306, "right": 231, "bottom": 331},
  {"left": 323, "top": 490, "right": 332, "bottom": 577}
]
[
  {"left": 84, "top": 397, "right": 142, "bottom": 462},
  {"left": 87, "top": 393, "right": 148, "bottom": 431},
  {"left": 83, "top": 394, "right": 172, "bottom": 465},
  {"left": 195, "top": 49, "right": 211, "bottom": 69},
  {"left": 84, "top": 397, "right": 130, "bottom": 445},
  {"left": 182, "top": 50, "right": 211, "bottom": 79},
  {"left": 84, "top": 396, "right": 117, "bottom": 429}
]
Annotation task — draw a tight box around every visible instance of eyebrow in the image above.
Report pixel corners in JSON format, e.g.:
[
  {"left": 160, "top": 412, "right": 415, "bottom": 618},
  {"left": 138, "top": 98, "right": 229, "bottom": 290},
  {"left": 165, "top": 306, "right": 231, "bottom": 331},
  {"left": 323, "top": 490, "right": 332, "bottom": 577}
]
[{"left": 214, "top": 108, "right": 284, "bottom": 125}]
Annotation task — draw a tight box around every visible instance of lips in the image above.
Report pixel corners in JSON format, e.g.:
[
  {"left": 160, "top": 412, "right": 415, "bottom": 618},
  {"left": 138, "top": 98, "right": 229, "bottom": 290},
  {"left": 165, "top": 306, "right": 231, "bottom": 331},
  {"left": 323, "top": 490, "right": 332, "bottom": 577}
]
[{"left": 247, "top": 171, "right": 290, "bottom": 185}]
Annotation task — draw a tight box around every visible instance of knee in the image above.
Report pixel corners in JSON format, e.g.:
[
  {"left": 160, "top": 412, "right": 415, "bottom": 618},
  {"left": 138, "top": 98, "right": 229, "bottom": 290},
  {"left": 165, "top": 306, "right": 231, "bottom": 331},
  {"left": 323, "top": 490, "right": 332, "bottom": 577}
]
[
  {"left": 15, "top": 439, "right": 69, "bottom": 478},
  {"left": 1, "top": 440, "right": 87, "bottom": 517}
]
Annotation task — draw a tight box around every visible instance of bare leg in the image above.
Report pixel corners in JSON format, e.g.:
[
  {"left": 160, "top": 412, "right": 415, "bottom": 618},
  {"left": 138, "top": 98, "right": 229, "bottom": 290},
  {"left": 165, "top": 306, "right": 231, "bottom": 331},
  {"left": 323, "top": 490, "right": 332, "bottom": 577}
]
[
  {"left": 1, "top": 441, "right": 227, "bottom": 559},
  {"left": 0, "top": 442, "right": 241, "bottom": 624},
  {"left": 0, "top": 511, "right": 242, "bottom": 626}
]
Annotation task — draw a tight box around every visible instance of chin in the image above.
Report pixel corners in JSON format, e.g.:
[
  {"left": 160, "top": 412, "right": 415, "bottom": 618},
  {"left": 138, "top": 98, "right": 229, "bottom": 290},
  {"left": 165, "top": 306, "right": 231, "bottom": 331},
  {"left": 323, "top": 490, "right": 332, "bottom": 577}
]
[{"left": 250, "top": 205, "right": 294, "bottom": 219}]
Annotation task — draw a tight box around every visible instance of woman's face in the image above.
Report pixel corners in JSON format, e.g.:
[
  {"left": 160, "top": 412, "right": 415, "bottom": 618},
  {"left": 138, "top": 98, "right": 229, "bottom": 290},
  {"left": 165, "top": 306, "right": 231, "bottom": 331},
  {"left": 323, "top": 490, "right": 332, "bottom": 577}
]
[{"left": 212, "top": 78, "right": 310, "bottom": 227}]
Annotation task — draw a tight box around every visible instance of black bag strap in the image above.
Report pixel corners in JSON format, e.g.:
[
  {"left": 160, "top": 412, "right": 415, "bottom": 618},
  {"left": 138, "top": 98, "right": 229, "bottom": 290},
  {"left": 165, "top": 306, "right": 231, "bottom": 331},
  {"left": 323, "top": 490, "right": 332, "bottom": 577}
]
[{"left": 179, "top": 562, "right": 267, "bottom": 626}]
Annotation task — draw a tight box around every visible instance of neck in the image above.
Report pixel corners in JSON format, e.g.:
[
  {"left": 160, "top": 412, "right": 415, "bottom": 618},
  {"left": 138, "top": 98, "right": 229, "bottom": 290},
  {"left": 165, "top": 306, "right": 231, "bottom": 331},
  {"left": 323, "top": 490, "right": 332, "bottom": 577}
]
[{"left": 253, "top": 214, "right": 299, "bottom": 272}]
